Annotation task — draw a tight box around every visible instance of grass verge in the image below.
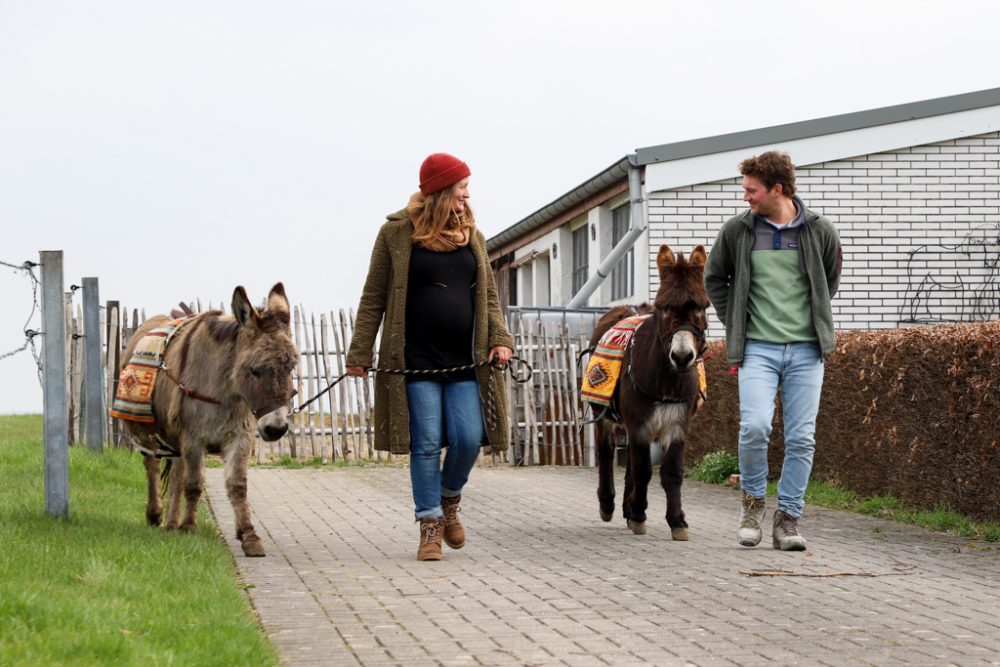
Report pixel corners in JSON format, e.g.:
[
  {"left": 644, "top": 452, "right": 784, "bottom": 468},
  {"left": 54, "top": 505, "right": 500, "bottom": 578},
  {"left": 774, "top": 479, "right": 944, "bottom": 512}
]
[
  {"left": 793, "top": 480, "right": 1000, "bottom": 542},
  {"left": 0, "top": 414, "right": 279, "bottom": 667},
  {"left": 687, "top": 449, "right": 1000, "bottom": 542}
]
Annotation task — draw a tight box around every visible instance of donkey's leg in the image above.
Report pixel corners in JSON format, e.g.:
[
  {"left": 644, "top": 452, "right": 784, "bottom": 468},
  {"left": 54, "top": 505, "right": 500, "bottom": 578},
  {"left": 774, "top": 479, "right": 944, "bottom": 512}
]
[
  {"left": 596, "top": 422, "right": 617, "bottom": 521},
  {"left": 143, "top": 453, "right": 163, "bottom": 526},
  {"left": 225, "top": 435, "right": 264, "bottom": 557},
  {"left": 624, "top": 436, "right": 652, "bottom": 535},
  {"left": 179, "top": 440, "right": 205, "bottom": 532},
  {"left": 660, "top": 438, "right": 689, "bottom": 541},
  {"left": 163, "top": 456, "right": 185, "bottom": 530}
]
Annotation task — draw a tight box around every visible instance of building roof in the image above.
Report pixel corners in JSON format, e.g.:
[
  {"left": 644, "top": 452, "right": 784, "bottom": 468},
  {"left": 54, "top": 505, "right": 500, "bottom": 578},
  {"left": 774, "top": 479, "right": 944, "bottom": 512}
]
[{"left": 487, "top": 87, "right": 1000, "bottom": 253}]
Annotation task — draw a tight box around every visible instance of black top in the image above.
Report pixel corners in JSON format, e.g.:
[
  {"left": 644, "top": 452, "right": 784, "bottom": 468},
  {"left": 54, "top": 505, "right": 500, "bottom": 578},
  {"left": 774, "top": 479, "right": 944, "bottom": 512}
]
[{"left": 404, "top": 245, "right": 477, "bottom": 382}]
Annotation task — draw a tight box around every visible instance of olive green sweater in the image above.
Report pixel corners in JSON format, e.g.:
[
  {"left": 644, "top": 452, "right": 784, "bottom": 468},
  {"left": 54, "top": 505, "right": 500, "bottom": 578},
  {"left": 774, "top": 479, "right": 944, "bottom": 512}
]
[
  {"left": 346, "top": 209, "right": 515, "bottom": 455},
  {"left": 704, "top": 204, "right": 842, "bottom": 364}
]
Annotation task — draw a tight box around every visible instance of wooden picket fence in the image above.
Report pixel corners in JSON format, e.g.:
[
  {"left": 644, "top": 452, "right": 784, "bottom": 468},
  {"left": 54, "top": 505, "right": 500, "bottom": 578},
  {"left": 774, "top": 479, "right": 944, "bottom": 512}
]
[
  {"left": 265, "top": 306, "right": 385, "bottom": 464},
  {"left": 60, "top": 296, "right": 133, "bottom": 451},
  {"left": 505, "top": 307, "right": 605, "bottom": 467},
  {"left": 63, "top": 301, "right": 605, "bottom": 467}
]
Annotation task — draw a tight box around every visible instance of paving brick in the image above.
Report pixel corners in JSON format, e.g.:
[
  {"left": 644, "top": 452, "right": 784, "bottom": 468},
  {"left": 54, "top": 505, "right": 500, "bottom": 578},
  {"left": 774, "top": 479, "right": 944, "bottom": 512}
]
[{"left": 206, "top": 466, "right": 1000, "bottom": 666}]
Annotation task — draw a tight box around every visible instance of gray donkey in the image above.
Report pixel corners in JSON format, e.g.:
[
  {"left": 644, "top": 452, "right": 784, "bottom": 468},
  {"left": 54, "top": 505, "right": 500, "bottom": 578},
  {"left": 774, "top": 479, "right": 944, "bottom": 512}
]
[{"left": 118, "top": 283, "right": 298, "bottom": 556}]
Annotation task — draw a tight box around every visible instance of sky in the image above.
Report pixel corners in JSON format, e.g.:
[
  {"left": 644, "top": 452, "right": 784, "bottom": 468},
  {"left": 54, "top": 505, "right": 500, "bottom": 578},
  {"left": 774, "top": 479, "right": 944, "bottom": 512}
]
[{"left": 2, "top": 0, "right": 1000, "bottom": 413}]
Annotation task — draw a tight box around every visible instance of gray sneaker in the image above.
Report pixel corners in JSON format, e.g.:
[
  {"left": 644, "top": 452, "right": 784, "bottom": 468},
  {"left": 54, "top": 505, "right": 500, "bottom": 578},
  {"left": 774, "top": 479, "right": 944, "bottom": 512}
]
[
  {"left": 737, "top": 492, "right": 766, "bottom": 547},
  {"left": 772, "top": 509, "right": 807, "bottom": 551}
]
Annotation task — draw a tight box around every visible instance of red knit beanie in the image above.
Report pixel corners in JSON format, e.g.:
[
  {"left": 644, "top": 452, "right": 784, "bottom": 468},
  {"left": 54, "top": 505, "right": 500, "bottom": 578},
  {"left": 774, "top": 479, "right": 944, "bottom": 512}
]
[{"left": 419, "top": 153, "right": 471, "bottom": 195}]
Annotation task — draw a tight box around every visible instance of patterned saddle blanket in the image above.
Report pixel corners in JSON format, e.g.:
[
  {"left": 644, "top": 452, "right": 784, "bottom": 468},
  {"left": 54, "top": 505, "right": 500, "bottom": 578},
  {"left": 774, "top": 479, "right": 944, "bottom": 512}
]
[
  {"left": 580, "top": 313, "right": 706, "bottom": 411},
  {"left": 581, "top": 315, "right": 649, "bottom": 406},
  {"left": 110, "top": 318, "right": 188, "bottom": 423}
]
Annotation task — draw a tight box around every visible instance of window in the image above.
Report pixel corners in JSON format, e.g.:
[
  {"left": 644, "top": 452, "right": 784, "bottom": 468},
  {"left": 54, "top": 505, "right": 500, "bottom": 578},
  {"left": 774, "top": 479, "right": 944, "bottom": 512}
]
[
  {"left": 610, "top": 205, "right": 634, "bottom": 300},
  {"left": 571, "top": 226, "right": 589, "bottom": 295}
]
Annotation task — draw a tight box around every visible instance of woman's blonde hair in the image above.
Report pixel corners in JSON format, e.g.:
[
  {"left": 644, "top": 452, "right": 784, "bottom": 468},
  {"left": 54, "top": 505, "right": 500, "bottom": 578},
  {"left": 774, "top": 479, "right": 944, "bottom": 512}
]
[{"left": 408, "top": 184, "right": 476, "bottom": 251}]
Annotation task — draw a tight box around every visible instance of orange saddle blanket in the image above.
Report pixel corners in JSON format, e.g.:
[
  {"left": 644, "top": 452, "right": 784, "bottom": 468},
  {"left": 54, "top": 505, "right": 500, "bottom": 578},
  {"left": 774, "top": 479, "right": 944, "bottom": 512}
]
[
  {"left": 581, "top": 314, "right": 648, "bottom": 406},
  {"left": 109, "top": 318, "right": 187, "bottom": 423},
  {"left": 580, "top": 314, "right": 706, "bottom": 411}
]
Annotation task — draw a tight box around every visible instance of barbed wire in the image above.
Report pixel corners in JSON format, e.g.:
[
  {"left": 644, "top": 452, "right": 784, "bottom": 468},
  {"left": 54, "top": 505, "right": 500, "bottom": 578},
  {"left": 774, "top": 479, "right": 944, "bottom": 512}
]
[{"left": 0, "top": 258, "right": 44, "bottom": 384}]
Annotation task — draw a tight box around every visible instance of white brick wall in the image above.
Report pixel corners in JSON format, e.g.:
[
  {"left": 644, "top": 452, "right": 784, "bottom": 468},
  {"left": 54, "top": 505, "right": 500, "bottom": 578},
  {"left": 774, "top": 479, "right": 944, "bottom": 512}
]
[{"left": 645, "top": 132, "right": 1000, "bottom": 335}]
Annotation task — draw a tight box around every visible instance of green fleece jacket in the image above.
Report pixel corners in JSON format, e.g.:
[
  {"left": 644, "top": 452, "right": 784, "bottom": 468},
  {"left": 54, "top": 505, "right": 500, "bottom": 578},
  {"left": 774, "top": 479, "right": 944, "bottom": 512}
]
[
  {"left": 346, "top": 209, "right": 515, "bottom": 455},
  {"left": 704, "top": 204, "right": 842, "bottom": 364}
]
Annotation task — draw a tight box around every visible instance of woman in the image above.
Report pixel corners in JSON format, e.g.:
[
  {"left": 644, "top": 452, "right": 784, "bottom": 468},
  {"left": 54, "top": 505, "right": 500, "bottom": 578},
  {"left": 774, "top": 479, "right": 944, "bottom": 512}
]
[{"left": 346, "top": 152, "right": 515, "bottom": 562}]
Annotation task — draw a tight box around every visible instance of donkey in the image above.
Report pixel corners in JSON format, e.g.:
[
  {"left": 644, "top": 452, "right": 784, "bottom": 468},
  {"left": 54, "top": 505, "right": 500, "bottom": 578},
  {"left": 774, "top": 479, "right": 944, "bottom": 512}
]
[
  {"left": 590, "top": 245, "right": 710, "bottom": 539},
  {"left": 119, "top": 283, "right": 298, "bottom": 556},
  {"left": 169, "top": 300, "right": 295, "bottom": 444}
]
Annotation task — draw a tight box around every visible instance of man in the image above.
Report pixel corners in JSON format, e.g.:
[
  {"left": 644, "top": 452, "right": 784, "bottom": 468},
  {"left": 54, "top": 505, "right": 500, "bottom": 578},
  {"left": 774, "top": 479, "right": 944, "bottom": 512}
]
[{"left": 704, "top": 151, "right": 842, "bottom": 551}]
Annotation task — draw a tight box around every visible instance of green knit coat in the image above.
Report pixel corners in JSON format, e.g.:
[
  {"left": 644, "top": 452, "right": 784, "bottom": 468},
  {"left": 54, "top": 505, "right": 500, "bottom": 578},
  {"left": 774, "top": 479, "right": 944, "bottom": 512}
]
[{"left": 346, "top": 209, "right": 515, "bottom": 455}]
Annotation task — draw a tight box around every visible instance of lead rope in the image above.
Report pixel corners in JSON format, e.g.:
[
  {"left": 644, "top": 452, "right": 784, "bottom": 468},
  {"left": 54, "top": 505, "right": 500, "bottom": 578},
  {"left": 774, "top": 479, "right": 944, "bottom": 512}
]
[{"left": 293, "top": 357, "right": 533, "bottom": 435}]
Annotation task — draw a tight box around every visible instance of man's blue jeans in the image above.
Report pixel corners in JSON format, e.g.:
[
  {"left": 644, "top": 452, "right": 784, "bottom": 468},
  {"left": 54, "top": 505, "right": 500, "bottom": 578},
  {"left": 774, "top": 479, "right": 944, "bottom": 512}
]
[
  {"left": 406, "top": 380, "right": 484, "bottom": 521},
  {"left": 738, "top": 340, "right": 825, "bottom": 518}
]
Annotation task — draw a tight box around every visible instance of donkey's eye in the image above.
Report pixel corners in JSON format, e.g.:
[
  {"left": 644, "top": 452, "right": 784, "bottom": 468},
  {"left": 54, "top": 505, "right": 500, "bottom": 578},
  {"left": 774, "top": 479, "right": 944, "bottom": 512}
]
[{"left": 249, "top": 368, "right": 261, "bottom": 379}]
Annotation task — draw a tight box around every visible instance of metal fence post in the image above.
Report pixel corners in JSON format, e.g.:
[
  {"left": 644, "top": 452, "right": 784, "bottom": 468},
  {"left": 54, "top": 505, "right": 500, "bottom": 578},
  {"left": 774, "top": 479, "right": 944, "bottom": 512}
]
[
  {"left": 82, "top": 277, "right": 104, "bottom": 452},
  {"left": 41, "top": 250, "right": 69, "bottom": 518}
]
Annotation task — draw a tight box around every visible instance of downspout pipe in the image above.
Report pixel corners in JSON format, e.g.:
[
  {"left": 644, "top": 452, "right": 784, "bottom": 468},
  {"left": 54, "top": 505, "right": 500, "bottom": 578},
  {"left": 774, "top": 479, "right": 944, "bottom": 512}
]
[{"left": 566, "top": 153, "right": 646, "bottom": 308}]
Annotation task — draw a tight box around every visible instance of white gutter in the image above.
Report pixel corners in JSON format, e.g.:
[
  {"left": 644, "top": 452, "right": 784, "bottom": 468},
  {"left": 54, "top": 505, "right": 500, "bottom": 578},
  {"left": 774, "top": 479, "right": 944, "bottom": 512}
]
[{"left": 566, "top": 154, "right": 645, "bottom": 308}]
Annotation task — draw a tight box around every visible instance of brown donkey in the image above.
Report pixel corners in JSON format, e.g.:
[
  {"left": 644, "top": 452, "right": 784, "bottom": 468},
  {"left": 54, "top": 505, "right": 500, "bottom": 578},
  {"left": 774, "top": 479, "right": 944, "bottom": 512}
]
[
  {"left": 590, "top": 245, "right": 710, "bottom": 538},
  {"left": 118, "top": 283, "right": 298, "bottom": 556}
]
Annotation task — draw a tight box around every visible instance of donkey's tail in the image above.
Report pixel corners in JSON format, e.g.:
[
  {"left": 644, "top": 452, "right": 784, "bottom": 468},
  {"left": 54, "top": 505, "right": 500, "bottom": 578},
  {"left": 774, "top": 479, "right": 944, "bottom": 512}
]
[{"left": 160, "top": 457, "right": 173, "bottom": 497}]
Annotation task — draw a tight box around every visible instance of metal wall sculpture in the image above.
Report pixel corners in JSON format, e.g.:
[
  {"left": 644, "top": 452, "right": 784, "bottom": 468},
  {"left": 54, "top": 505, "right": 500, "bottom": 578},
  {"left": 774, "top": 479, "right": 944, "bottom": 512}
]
[{"left": 900, "top": 222, "right": 1000, "bottom": 323}]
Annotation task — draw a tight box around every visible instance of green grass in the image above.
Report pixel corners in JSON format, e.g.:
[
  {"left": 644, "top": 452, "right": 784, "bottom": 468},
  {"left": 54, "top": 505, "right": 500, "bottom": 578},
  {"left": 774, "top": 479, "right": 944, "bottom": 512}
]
[
  {"left": 0, "top": 415, "right": 279, "bottom": 667},
  {"left": 687, "top": 448, "right": 1000, "bottom": 543},
  {"left": 776, "top": 478, "right": 1000, "bottom": 542},
  {"left": 688, "top": 450, "right": 740, "bottom": 484}
]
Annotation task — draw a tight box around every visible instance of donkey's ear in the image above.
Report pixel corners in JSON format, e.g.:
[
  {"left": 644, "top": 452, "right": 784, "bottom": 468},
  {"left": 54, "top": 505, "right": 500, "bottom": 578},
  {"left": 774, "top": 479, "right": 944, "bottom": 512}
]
[
  {"left": 267, "top": 282, "right": 290, "bottom": 316},
  {"left": 232, "top": 286, "right": 256, "bottom": 328},
  {"left": 689, "top": 245, "right": 708, "bottom": 268},
  {"left": 656, "top": 244, "right": 676, "bottom": 274}
]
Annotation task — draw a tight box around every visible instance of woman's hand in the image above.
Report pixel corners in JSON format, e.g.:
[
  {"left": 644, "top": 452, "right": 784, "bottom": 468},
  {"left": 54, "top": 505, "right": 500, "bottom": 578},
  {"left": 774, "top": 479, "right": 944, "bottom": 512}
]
[
  {"left": 346, "top": 366, "right": 368, "bottom": 378},
  {"left": 488, "top": 346, "right": 513, "bottom": 366}
]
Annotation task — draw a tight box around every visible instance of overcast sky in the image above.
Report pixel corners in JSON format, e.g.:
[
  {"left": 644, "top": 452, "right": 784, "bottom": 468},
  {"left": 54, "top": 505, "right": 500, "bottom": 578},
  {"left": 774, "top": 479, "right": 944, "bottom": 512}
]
[{"left": 3, "top": 0, "right": 999, "bottom": 413}]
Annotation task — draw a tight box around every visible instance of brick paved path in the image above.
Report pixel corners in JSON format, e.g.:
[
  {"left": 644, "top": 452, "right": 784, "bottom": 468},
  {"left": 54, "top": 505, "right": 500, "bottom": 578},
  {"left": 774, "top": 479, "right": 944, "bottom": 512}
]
[{"left": 205, "top": 466, "right": 1000, "bottom": 666}]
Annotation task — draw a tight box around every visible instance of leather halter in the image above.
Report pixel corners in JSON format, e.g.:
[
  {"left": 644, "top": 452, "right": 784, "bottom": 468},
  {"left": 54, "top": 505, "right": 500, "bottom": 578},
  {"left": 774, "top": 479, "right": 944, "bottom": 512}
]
[
  {"left": 159, "top": 361, "right": 222, "bottom": 405},
  {"left": 154, "top": 314, "right": 222, "bottom": 406},
  {"left": 624, "top": 318, "right": 705, "bottom": 405}
]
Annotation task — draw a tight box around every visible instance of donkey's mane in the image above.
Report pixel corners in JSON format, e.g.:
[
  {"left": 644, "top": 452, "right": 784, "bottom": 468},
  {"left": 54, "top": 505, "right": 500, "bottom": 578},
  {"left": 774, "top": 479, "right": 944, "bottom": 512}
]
[
  {"left": 202, "top": 311, "right": 240, "bottom": 342},
  {"left": 199, "top": 309, "right": 291, "bottom": 343},
  {"left": 259, "top": 310, "right": 291, "bottom": 329}
]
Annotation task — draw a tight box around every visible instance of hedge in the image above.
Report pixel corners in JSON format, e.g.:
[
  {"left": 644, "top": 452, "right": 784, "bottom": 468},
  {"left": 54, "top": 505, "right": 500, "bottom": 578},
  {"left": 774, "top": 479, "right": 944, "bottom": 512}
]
[{"left": 687, "top": 321, "right": 1000, "bottom": 522}]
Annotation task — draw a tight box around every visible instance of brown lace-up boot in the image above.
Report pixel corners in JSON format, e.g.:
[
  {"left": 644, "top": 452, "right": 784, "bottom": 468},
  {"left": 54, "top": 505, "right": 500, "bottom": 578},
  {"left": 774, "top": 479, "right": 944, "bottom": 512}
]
[
  {"left": 441, "top": 495, "right": 465, "bottom": 549},
  {"left": 417, "top": 518, "right": 444, "bottom": 561},
  {"left": 737, "top": 492, "right": 766, "bottom": 547},
  {"left": 772, "top": 509, "right": 808, "bottom": 551}
]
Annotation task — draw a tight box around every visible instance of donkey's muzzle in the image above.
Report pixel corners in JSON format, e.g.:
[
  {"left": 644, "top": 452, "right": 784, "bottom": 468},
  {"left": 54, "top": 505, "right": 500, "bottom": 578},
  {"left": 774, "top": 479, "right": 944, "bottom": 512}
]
[
  {"left": 670, "top": 349, "right": 695, "bottom": 370},
  {"left": 260, "top": 423, "right": 289, "bottom": 442}
]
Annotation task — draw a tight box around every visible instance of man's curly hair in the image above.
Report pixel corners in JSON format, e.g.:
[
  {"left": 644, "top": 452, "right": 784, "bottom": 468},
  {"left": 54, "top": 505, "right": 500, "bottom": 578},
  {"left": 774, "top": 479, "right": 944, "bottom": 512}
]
[{"left": 739, "top": 151, "right": 796, "bottom": 196}]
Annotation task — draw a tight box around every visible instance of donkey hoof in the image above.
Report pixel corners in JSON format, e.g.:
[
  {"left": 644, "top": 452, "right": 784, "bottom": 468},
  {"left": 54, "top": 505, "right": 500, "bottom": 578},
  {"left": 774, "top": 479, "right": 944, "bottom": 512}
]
[
  {"left": 179, "top": 522, "right": 197, "bottom": 533},
  {"left": 627, "top": 520, "right": 647, "bottom": 535},
  {"left": 242, "top": 535, "right": 266, "bottom": 557},
  {"left": 600, "top": 509, "right": 613, "bottom": 522},
  {"left": 671, "top": 527, "right": 689, "bottom": 541},
  {"left": 146, "top": 511, "right": 162, "bottom": 527}
]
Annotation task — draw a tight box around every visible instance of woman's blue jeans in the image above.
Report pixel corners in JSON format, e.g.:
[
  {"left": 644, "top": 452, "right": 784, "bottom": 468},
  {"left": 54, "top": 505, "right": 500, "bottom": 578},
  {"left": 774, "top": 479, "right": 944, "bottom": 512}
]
[
  {"left": 738, "top": 340, "right": 825, "bottom": 518},
  {"left": 406, "top": 380, "right": 484, "bottom": 521}
]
